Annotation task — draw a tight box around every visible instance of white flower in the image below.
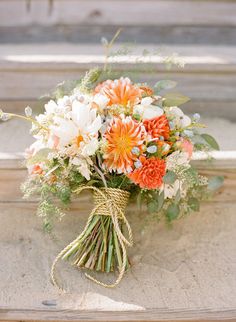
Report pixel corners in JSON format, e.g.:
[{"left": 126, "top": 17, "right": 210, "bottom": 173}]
[
  {"left": 93, "top": 93, "right": 109, "bottom": 109},
  {"left": 49, "top": 99, "right": 102, "bottom": 156},
  {"left": 166, "top": 151, "right": 190, "bottom": 171},
  {"left": 27, "top": 140, "right": 46, "bottom": 156},
  {"left": 134, "top": 97, "right": 163, "bottom": 120},
  {"left": 71, "top": 157, "right": 91, "bottom": 180},
  {"left": 165, "top": 106, "right": 191, "bottom": 128},
  {"left": 160, "top": 179, "right": 187, "bottom": 199},
  {"left": 25, "top": 106, "right": 32, "bottom": 117}
]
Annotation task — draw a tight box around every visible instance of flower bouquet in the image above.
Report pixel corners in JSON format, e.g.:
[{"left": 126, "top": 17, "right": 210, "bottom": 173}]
[{"left": 0, "top": 64, "right": 223, "bottom": 289}]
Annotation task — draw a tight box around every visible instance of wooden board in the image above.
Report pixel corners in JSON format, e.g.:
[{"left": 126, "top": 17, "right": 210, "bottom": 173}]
[
  {"left": 1, "top": 45, "right": 236, "bottom": 117},
  {"left": 0, "top": 0, "right": 236, "bottom": 27}
]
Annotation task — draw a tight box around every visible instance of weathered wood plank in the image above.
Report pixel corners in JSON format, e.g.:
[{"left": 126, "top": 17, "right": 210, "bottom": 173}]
[
  {"left": 0, "top": 0, "right": 236, "bottom": 27},
  {"left": 1, "top": 25, "right": 236, "bottom": 46},
  {"left": 1, "top": 307, "right": 236, "bottom": 322},
  {"left": 0, "top": 152, "right": 235, "bottom": 203},
  {"left": 1, "top": 71, "right": 235, "bottom": 102},
  {"left": 2, "top": 99, "right": 236, "bottom": 123},
  {"left": 1, "top": 152, "right": 235, "bottom": 170},
  {"left": 1, "top": 44, "right": 236, "bottom": 104}
]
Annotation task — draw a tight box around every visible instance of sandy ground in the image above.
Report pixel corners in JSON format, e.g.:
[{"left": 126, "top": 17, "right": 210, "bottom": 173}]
[
  {"left": 0, "top": 199, "right": 236, "bottom": 311},
  {"left": 0, "top": 117, "right": 236, "bottom": 153}
]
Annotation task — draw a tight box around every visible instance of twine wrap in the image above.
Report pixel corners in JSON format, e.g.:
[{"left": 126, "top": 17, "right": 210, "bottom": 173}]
[{"left": 51, "top": 187, "right": 132, "bottom": 289}]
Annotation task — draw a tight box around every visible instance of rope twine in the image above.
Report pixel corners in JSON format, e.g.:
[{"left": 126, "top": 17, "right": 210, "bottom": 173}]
[{"left": 50, "top": 186, "right": 132, "bottom": 289}]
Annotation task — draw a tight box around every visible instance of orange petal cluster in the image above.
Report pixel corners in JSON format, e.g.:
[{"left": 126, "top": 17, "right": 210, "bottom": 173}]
[
  {"left": 94, "top": 77, "right": 142, "bottom": 107},
  {"left": 103, "top": 117, "right": 146, "bottom": 173},
  {"left": 128, "top": 156, "right": 166, "bottom": 189},
  {"left": 143, "top": 115, "right": 170, "bottom": 140}
]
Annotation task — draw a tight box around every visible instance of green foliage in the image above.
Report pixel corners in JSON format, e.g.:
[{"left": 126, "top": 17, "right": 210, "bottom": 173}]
[
  {"left": 163, "top": 170, "right": 177, "bottom": 184},
  {"left": 147, "top": 199, "right": 159, "bottom": 214},
  {"left": 154, "top": 80, "right": 177, "bottom": 93},
  {"left": 208, "top": 176, "right": 224, "bottom": 191},
  {"left": 166, "top": 203, "right": 180, "bottom": 221},
  {"left": 52, "top": 80, "right": 80, "bottom": 99},
  {"left": 79, "top": 67, "right": 103, "bottom": 92},
  {"left": 188, "top": 197, "right": 200, "bottom": 211},
  {"left": 163, "top": 92, "right": 190, "bottom": 107},
  {"left": 37, "top": 199, "right": 65, "bottom": 232},
  {"left": 26, "top": 148, "right": 52, "bottom": 165},
  {"left": 201, "top": 133, "right": 220, "bottom": 150}
]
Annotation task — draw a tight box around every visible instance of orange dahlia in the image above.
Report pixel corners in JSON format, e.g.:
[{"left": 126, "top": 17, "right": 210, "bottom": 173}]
[
  {"left": 143, "top": 115, "right": 170, "bottom": 140},
  {"left": 94, "top": 77, "right": 142, "bottom": 107},
  {"left": 103, "top": 116, "right": 146, "bottom": 173},
  {"left": 128, "top": 156, "right": 166, "bottom": 189}
]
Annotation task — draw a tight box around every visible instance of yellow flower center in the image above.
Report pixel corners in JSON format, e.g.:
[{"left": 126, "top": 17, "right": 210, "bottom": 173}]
[
  {"left": 115, "top": 135, "right": 132, "bottom": 152},
  {"left": 76, "top": 134, "right": 84, "bottom": 147}
]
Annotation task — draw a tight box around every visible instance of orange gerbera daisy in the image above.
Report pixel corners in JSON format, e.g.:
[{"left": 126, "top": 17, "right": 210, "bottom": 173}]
[
  {"left": 143, "top": 115, "right": 170, "bottom": 140},
  {"left": 103, "top": 116, "right": 146, "bottom": 173},
  {"left": 128, "top": 156, "right": 166, "bottom": 189},
  {"left": 94, "top": 77, "right": 142, "bottom": 107}
]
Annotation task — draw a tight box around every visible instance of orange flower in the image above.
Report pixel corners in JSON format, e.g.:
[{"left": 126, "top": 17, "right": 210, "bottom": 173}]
[
  {"left": 139, "top": 85, "right": 154, "bottom": 96},
  {"left": 95, "top": 77, "right": 142, "bottom": 107},
  {"left": 128, "top": 156, "right": 166, "bottom": 189},
  {"left": 31, "top": 164, "right": 44, "bottom": 175},
  {"left": 103, "top": 116, "right": 146, "bottom": 173},
  {"left": 143, "top": 115, "right": 170, "bottom": 140}
]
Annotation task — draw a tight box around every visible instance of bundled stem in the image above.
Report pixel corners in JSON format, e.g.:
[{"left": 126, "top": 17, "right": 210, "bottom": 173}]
[
  {"left": 51, "top": 187, "right": 132, "bottom": 289},
  {"left": 62, "top": 215, "right": 129, "bottom": 273}
]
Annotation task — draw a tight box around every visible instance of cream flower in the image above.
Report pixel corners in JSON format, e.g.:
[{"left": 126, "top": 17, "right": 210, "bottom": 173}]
[
  {"left": 134, "top": 97, "right": 163, "bottom": 120},
  {"left": 71, "top": 157, "right": 92, "bottom": 180},
  {"left": 160, "top": 179, "right": 187, "bottom": 199},
  {"left": 49, "top": 99, "right": 102, "bottom": 156},
  {"left": 93, "top": 93, "right": 110, "bottom": 109},
  {"left": 165, "top": 106, "right": 191, "bottom": 128}
]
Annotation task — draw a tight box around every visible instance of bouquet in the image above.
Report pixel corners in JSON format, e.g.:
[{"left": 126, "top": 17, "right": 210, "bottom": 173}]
[{"left": 0, "top": 66, "right": 222, "bottom": 289}]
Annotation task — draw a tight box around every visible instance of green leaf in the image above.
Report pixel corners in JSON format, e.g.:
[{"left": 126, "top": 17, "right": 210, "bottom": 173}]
[
  {"left": 157, "top": 191, "right": 165, "bottom": 211},
  {"left": 188, "top": 197, "right": 200, "bottom": 211},
  {"left": 201, "top": 134, "right": 220, "bottom": 150},
  {"left": 163, "top": 92, "right": 190, "bottom": 107},
  {"left": 208, "top": 176, "right": 224, "bottom": 191},
  {"left": 175, "top": 189, "right": 181, "bottom": 204},
  {"left": 166, "top": 203, "right": 180, "bottom": 221},
  {"left": 154, "top": 80, "right": 177, "bottom": 92},
  {"left": 27, "top": 148, "right": 52, "bottom": 165},
  {"left": 191, "top": 134, "right": 207, "bottom": 145},
  {"left": 147, "top": 200, "right": 158, "bottom": 214},
  {"left": 163, "top": 171, "right": 177, "bottom": 184}
]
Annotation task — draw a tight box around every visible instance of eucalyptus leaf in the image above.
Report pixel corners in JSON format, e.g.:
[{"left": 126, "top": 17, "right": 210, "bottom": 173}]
[
  {"left": 191, "top": 134, "right": 207, "bottom": 145},
  {"left": 208, "top": 176, "right": 224, "bottom": 191},
  {"left": 163, "top": 171, "right": 177, "bottom": 184},
  {"left": 147, "top": 200, "right": 158, "bottom": 214},
  {"left": 175, "top": 189, "right": 181, "bottom": 204},
  {"left": 154, "top": 80, "right": 177, "bottom": 93},
  {"left": 201, "top": 134, "right": 220, "bottom": 150},
  {"left": 157, "top": 191, "right": 165, "bottom": 211},
  {"left": 188, "top": 197, "right": 200, "bottom": 211},
  {"left": 166, "top": 203, "right": 180, "bottom": 221},
  {"left": 163, "top": 92, "right": 190, "bottom": 107}
]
